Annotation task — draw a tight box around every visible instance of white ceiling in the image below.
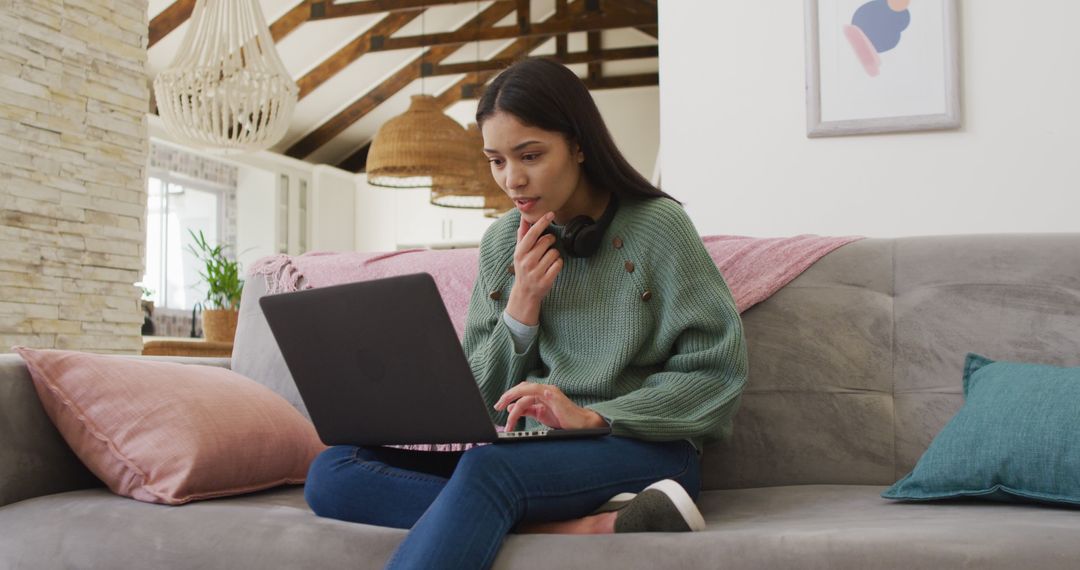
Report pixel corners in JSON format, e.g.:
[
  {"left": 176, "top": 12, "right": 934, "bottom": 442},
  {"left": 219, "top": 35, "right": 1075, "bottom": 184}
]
[{"left": 147, "top": 1, "right": 658, "bottom": 169}]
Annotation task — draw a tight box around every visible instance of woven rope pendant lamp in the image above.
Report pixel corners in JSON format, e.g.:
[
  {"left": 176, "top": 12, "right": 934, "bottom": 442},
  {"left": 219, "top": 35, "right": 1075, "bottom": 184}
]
[
  {"left": 367, "top": 95, "right": 475, "bottom": 188},
  {"left": 430, "top": 123, "right": 513, "bottom": 211},
  {"left": 153, "top": 0, "right": 297, "bottom": 151}
]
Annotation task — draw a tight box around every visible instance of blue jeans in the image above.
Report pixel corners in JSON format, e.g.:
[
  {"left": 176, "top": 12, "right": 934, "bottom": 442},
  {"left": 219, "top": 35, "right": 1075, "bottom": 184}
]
[{"left": 304, "top": 436, "right": 701, "bottom": 570}]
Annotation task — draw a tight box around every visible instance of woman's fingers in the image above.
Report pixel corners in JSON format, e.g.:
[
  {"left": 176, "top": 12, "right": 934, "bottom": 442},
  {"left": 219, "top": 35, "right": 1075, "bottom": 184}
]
[
  {"left": 538, "top": 246, "right": 561, "bottom": 270},
  {"left": 498, "top": 384, "right": 582, "bottom": 430},
  {"left": 494, "top": 381, "right": 530, "bottom": 411},
  {"left": 517, "top": 216, "right": 529, "bottom": 242},
  {"left": 543, "top": 257, "right": 563, "bottom": 284},
  {"left": 516, "top": 211, "right": 555, "bottom": 255},
  {"left": 505, "top": 395, "right": 540, "bottom": 430},
  {"left": 510, "top": 212, "right": 561, "bottom": 309},
  {"left": 522, "top": 234, "right": 557, "bottom": 267}
]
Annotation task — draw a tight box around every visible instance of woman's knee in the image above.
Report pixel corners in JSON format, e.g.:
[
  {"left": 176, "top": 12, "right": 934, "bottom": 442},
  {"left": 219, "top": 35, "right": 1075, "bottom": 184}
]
[
  {"left": 454, "top": 444, "right": 515, "bottom": 481},
  {"left": 452, "top": 446, "right": 526, "bottom": 503},
  {"left": 304, "top": 445, "right": 363, "bottom": 517}
]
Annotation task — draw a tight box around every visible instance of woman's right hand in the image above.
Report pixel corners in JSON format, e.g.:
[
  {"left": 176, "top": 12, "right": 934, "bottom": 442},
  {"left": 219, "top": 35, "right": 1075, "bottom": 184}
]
[{"left": 505, "top": 211, "right": 562, "bottom": 326}]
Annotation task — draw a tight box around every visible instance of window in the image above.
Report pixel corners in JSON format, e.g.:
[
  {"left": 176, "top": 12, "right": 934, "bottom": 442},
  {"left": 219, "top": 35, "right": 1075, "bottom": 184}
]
[{"left": 142, "top": 173, "right": 225, "bottom": 310}]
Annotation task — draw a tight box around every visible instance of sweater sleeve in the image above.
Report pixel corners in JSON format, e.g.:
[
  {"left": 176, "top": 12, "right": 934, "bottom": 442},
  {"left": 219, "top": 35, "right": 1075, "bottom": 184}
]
[
  {"left": 461, "top": 226, "right": 542, "bottom": 426},
  {"left": 502, "top": 310, "right": 539, "bottom": 354},
  {"left": 586, "top": 204, "right": 749, "bottom": 447}
]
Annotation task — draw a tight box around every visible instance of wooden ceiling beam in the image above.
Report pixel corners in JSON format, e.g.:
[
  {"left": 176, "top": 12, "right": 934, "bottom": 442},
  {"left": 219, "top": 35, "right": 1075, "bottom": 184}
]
[
  {"left": 289, "top": 1, "right": 518, "bottom": 159},
  {"left": 367, "top": 11, "right": 656, "bottom": 52},
  {"left": 516, "top": 0, "right": 530, "bottom": 32},
  {"left": 445, "top": 71, "right": 658, "bottom": 111},
  {"left": 338, "top": 141, "right": 372, "bottom": 174},
  {"left": 299, "top": 0, "right": 544, "bottom": 99},
  {"left": 150, "top": 0, "right": 314, "bottom": 49},
  {"left": 310, "top": 0, "right": 493, "bottom": 19},
  {"left": 433, "top": 8, "right": 658, "bottom": 111},
  {"left": 587, "top": 0, "right": 600, "bottom": 79},
  {"left": 340, "top": 0, "right": 595, "bottom": 171},
  {"left": 603, "top": 0, "right": 658, "bottom": 39},
  {"left": 583, "top": 72, "right": 658, "bottom": 90},
  {"left": 430, "top": 36, "right": 554, "bottom": 116},
  {"left": 148, "top": 0, "right": 195, "bottom": 48},
  {"left": 269, "top": 1, "right": 314, "bottom": 42},
  {"left": 429, "top": 46, "right": 657, "bottom": 76},
  {"left": 555, "top": 0, "right": 568, "bottom": 58},
  {"left": 297, "top": 9, "right": 424, "bottom": 99}
]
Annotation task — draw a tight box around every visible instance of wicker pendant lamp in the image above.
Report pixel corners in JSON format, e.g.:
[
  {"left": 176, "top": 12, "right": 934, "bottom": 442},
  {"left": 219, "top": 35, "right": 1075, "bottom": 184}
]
[
  {"left": 153, "top": 0, "right": 297, "bottom": 151},
  {"left": 366, "top": 95, "right": 475, "bottom": 188},
  {"left": 430, "top": 123, "right": 513, "bottom": 211}
]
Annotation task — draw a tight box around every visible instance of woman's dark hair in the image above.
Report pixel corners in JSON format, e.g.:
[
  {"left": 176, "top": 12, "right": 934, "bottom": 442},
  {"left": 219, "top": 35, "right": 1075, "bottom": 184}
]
[{"left": 476, "top": 57, "right": 678, "bottom": 204}]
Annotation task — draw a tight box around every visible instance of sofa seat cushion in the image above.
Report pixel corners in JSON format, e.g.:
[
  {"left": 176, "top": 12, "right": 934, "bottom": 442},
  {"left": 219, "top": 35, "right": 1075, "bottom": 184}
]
[{"left": 3, "top": 484, "right": 1079, "bottom": 569}]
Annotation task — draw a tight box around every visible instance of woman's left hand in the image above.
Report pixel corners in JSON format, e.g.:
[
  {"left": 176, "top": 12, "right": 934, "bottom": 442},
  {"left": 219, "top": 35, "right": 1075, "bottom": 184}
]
[{"left": 494, "top": 382, "right": 607, "bottom": 431}]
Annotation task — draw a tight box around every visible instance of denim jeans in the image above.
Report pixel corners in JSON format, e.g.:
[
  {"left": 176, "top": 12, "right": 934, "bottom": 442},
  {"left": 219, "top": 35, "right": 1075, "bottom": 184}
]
[{"left": 304, "top": 436, "right": 701, "bottom": 570}]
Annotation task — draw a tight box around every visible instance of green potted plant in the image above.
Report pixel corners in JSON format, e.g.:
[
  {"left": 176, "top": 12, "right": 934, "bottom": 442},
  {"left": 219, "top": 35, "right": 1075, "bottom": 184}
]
[{"left": 186, "top": 229, "right": 244, "bottom": 342}]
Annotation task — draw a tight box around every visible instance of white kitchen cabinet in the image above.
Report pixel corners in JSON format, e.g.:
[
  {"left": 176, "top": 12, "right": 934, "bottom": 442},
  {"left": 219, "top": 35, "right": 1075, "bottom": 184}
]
[{"left": 389, "top": 187, "right": 494, "bottom": 250}]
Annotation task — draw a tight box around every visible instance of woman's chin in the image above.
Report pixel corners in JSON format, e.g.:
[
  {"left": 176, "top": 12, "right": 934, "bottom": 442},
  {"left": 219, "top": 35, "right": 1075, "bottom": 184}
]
[{"left": 519, "top": 210, "right": 547, "bottom": 223}]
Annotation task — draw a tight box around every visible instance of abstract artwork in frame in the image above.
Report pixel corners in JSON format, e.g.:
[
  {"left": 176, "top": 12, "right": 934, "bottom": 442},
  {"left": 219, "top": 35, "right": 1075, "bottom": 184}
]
[{"left": 805, "top": 0, "right": 960, "bottom": 137}]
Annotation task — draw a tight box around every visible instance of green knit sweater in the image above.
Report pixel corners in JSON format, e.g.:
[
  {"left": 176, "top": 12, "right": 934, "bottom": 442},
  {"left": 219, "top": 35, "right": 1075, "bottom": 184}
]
[{"left": 461, "top": 195, "right": 748, "bottom": 451}]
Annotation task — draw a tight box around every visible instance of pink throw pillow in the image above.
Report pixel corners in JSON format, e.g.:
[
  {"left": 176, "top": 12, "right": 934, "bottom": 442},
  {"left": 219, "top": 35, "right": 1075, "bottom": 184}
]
[{"left": 13, "top": 346, "right": 327, "bottom": 505}]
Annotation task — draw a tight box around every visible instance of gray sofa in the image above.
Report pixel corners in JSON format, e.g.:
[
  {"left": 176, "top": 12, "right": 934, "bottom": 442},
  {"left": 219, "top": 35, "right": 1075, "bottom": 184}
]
[{"left": 2, "top": 234, "right": 1079, "bottom": 569}]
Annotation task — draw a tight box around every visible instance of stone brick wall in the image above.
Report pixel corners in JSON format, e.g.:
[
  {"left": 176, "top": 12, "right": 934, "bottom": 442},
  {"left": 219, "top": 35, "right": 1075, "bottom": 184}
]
[{"left": 0, "top": 0, "right": 149, "bottom": 354}]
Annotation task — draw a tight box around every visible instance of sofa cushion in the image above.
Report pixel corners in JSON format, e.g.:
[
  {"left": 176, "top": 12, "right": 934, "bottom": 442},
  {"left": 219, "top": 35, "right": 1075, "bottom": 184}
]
[
  {"left": 707, "top": 234, "right": 1080, "bottom": 491},
  {"left": 3, "top": 485, "right": 1079, "bottom": 569},
  {"left": 13, "top": 347, "right": 325, "bottom": 505},
  {"left": 231, "top": 275, "right": 311, "bottom": 418},
  {"left": 890, "top": 234, "right": 1080, "bottom": 484},
  {"left": 883, "top": 353, "right": 1080, "bottom": 505}
]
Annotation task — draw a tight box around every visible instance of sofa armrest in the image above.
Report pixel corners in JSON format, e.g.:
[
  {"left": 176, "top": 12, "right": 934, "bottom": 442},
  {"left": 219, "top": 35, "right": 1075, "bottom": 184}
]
[{"left": 0, "top": 353, "right": 231, "bottom": 508}]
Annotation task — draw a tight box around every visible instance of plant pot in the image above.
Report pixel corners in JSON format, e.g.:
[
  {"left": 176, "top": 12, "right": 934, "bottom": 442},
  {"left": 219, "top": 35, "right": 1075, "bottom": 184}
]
[{"left": 202, "top": 308, "right": 239, "bottom": 343}]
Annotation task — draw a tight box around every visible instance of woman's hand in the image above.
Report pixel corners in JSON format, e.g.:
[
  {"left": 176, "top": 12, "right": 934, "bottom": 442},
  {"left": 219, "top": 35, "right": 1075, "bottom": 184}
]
[
  {"left": 505, "top": 212, "right": 562, "bottom": 326},
  {"left": 494, "top": 382, "right": 607, "bottom": 431}
]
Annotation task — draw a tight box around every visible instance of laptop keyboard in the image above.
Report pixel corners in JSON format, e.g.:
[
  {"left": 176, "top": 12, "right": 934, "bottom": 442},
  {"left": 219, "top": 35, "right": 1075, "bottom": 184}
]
[{"left": 498, "top": 430, "right": 549, "bottom": 439}]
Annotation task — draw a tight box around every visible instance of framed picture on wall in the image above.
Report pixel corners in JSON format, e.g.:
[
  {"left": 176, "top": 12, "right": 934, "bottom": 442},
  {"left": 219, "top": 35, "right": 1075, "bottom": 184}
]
[{"left": 804, "top": 0, "right": 960, "bottom": 137}]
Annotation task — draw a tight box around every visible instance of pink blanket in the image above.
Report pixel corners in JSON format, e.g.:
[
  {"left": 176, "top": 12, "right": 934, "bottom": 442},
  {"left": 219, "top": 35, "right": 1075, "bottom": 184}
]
[
  {"left": 250, "top": 234, "right": 863, "bottom": 334},
  {"left": 249, "top": 234, "right": 862, "bottom": 452}
]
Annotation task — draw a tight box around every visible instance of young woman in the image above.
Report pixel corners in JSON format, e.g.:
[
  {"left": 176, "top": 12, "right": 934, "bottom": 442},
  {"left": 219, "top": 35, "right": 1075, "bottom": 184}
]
[{"left": 304, "top": 57, "right": 748, "bottom": 570}]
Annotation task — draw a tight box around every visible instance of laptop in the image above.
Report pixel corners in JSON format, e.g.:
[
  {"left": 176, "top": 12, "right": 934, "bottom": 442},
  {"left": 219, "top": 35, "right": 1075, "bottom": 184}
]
[{"left": 258, "top": 272, "right": 611, "bottom": 446}]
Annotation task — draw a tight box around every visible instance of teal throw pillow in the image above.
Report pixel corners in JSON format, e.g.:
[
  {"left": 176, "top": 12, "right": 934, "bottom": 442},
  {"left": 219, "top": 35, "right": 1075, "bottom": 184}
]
[{"left": 882, "top": 353, "right": 1080, "bottom": 505}]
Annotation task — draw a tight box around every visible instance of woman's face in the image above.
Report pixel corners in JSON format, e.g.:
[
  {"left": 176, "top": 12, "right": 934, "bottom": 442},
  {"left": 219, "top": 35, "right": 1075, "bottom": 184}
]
[{"left": 481, "top": 111, "right": 587, "bottom": 225}]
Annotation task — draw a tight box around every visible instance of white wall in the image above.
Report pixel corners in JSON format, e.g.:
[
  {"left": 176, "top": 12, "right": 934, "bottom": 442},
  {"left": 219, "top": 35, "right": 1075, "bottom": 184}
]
[
  {"left": 592, "top": 86, "right": 660, "bottom": 183},
  {"left": 235, "top": 167, "right": 278, "bottom": 271},
  {"left": 354, "top": 173, "right": 398, "bottom": 252},
  {"left": 659, "top": 1, "right": 1080, "bottom": 238},
  {"left": 310, "top": 165, "right": 357, "bottom": 251}
]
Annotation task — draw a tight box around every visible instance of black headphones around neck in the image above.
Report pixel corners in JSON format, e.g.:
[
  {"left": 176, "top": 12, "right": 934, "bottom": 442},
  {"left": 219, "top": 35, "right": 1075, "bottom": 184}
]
[{"left": 548, "top": 193, "right": 619, "bottom": 258}]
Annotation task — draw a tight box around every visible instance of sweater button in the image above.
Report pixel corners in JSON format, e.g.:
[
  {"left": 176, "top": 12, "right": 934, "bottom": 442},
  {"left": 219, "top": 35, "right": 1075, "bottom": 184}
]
[
  {"left": 624, "top": 261, "right": 635, "bottom": 273},
  {"left": 612, "top": 237, "right": 624, "bottom": 249},
  {"left": 506, "top": 265, "right": 515, "bottom": 275},
  {"left": 489, "top": 290, "right": 502, "bottom": 300},
  {"left": 641, "top": 290, "right": 652, "bottom": 302}
]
